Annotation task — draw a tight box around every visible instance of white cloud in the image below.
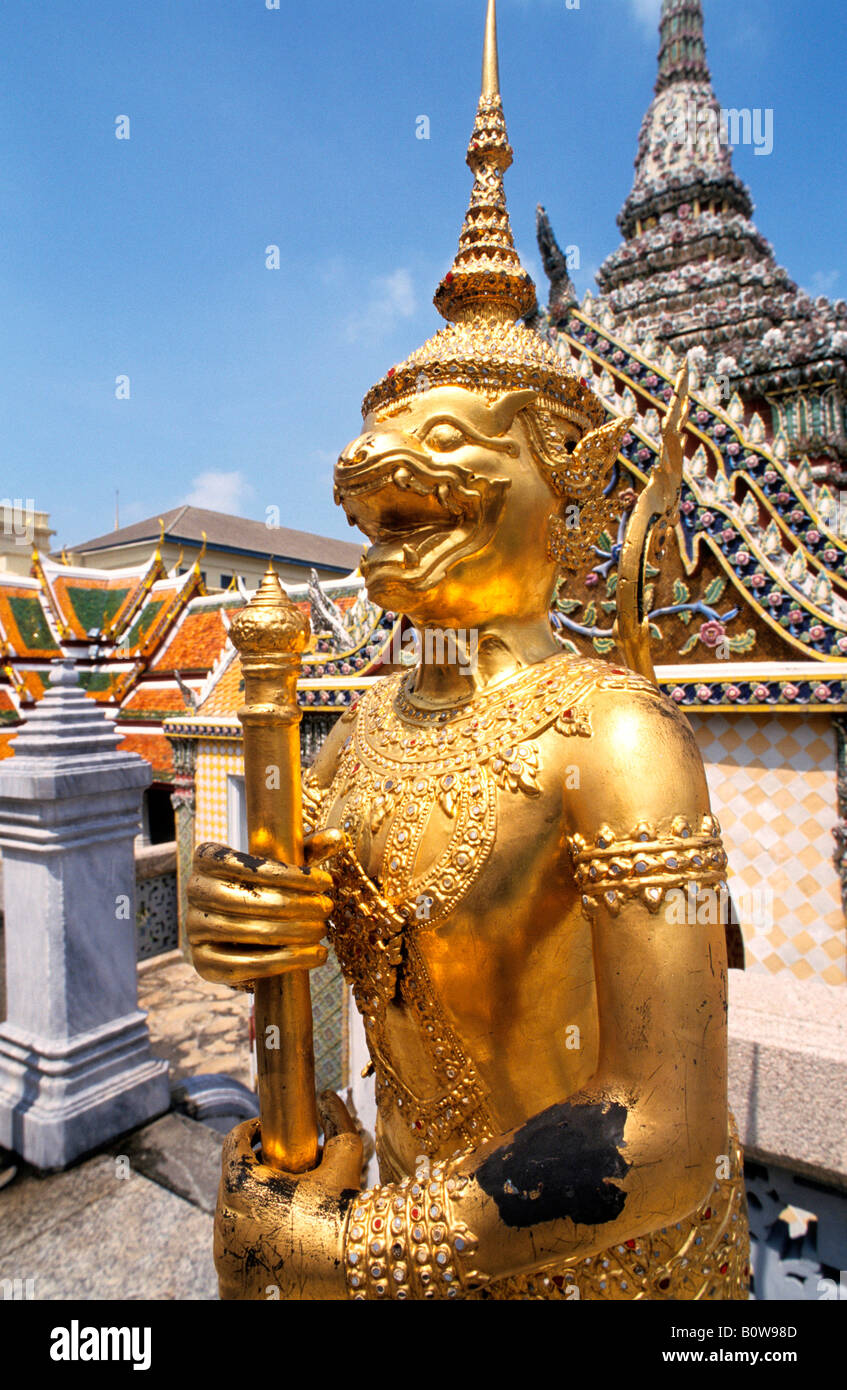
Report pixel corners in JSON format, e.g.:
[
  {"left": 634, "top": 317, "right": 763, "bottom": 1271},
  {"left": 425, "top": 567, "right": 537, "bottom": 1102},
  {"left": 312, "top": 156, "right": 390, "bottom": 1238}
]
[
  {"left": 183, "top": 470, "right": 253, "bottom": 515},
  {"left": 809, "top": 270, "right": 840, "bottom": 297},
  {"left": 630, "top": 0, "right": 662, "bottom": 26},
  {"left": 345, "top": 267, "right": 417, "bottom": 343}
]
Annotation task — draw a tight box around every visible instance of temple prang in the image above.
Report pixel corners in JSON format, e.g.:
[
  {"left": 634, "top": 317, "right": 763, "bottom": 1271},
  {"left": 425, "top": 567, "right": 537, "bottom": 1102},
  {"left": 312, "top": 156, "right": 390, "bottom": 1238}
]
[{"left": 537, "top": 0, "right": 847, "bottom": 484}]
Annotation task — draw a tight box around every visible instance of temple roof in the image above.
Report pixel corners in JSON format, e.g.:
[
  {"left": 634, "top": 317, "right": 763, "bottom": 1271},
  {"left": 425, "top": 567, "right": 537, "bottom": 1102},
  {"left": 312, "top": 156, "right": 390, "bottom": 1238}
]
[
  {"left": 67, "top": 505, "right": 363, "bottom": 575},
  {"left": 0, "top": 558, "right": 401, "bottom": 775}
]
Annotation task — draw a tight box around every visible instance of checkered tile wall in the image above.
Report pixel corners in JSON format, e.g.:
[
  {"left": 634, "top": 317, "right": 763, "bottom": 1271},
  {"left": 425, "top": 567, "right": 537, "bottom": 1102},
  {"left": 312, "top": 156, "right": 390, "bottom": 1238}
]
[
  {"left": 195, "top": 740, "right": 244, "bottom": 845},
  {"left": 686, "top": 713, "right": 846, "bottom": 987}
]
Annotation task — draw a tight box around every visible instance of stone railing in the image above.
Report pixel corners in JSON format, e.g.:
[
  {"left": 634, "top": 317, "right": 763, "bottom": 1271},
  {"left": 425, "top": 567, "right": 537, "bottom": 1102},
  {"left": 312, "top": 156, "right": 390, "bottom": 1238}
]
[
  {"left": 729, "top": 971, "right": 847, "bottom": 1299},
  {"left": 135, "top": 841, "right": 178, "bottom": 961}
]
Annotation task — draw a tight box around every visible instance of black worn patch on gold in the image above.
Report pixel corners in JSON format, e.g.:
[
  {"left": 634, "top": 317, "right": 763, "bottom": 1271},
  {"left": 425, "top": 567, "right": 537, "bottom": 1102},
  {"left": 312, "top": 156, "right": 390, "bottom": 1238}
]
[{"left": 476, "top": 1100, "right": 629, "bottom": 1229}]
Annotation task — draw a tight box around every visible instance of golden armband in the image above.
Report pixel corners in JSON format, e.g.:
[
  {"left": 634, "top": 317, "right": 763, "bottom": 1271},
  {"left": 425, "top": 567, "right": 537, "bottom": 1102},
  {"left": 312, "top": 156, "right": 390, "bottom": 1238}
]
[
  {"left": 569, "top": 814, "right": 728, "bottom": 918},
  {"left": 343, "top": 1155, "right": 487, "bottom": 1300}
]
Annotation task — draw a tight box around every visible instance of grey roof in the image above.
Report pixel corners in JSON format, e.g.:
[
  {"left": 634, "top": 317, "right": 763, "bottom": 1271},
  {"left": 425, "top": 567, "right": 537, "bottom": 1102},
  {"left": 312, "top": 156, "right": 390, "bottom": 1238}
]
[{"left": 67, "top": 505, "right": 363, "bottom": 573}]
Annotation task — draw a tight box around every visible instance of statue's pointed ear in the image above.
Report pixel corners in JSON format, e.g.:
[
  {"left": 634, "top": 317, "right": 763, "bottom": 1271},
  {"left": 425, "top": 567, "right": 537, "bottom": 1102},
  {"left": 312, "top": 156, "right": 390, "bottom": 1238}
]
[
  {"left": 571, "top": 416, "right": 634, "bottom": 487},
  {"left": 486, "top": 389, "right": 538, "bottom": 436}
]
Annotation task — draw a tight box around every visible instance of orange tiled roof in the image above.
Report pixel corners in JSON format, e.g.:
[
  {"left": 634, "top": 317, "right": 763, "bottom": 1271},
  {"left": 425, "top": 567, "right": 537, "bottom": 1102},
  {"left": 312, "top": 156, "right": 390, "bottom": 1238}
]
[
  {"left": 119, "top": 685, "right": 191, "bottom": 719},
  {"left": 0, "top": 583, "right": 60, "bottom": 659},
  {"left": 48, "top": 572, "right": 144, "bottom": 642},
  {"left": 116, "top": 731, "right": 175, "bottom": 779},
  {"left": 120, "top": 573, "right": 204, "bottom": 660},
  {"left": 0, "top": 688, "right": 18, "bottom": 729},
  {"left": 151, "top": 607, "right": 234, "bottom": 673},
  {"left": 196, "top": 657, "right": 244, "bottom": 718},
  {"left": 16, "top": 669, "right": 49, "bottom": 703}
]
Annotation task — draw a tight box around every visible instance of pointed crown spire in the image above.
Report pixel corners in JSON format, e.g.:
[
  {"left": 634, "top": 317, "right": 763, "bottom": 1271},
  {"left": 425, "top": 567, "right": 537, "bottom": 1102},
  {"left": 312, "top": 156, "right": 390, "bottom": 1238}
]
[
  {"left": 361, "top": 0, "right": 604, "bottom": 437},
  {"left": 433, "top": 0, "right": 535, "bottom": 327}
]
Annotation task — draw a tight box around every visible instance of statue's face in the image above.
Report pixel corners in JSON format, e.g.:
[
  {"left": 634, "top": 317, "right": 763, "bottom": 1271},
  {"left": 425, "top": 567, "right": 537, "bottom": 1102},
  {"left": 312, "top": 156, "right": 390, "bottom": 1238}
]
[{"left": 335, "top": 386, "right": 566, "bottom": 627}]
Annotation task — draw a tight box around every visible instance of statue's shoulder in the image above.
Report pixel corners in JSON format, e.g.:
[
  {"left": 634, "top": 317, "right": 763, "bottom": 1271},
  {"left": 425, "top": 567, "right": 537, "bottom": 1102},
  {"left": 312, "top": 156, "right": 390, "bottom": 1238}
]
[
  {"left": 547, "top": 652, "right": 661, "bottom": 711},
  {"left": 545, "top": 652, "right": 710, "bottom": 831},
  {"left": 541, "top": 651, "right": 679, "bottom": 742}
]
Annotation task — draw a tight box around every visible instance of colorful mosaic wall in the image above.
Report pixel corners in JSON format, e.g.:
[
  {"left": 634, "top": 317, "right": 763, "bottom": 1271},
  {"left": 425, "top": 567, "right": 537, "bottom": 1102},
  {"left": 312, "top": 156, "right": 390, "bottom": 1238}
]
[{"left": 688, "top": 712, "right": 846, "bottom": 986}]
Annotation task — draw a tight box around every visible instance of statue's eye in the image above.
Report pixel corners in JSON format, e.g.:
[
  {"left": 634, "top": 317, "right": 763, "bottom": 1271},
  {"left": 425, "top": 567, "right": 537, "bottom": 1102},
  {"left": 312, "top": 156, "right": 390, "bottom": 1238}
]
[{"left": 422, "top": 422, "right": 466, "bottom": 452}]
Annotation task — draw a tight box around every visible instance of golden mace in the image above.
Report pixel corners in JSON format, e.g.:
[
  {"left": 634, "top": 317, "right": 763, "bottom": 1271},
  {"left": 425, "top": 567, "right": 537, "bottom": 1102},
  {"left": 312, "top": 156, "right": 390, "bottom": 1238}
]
[{"left": 229, "top": 565, "right": 320, "bottom": 1172}]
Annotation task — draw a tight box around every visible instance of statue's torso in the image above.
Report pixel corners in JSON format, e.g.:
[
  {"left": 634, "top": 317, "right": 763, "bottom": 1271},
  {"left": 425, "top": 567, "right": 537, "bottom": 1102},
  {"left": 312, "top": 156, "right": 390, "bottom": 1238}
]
[
  {"left": 309, "top": 654, "right": 645, "bottom": 1170},
  {"left": 306, "top": 652, "right": 750, "bottom": 1300}
]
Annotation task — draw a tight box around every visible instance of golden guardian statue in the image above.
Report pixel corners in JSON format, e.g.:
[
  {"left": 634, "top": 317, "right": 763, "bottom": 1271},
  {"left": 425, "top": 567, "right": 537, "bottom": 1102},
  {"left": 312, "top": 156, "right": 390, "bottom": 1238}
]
[{"left": 187, "top": 0, "right": 750, "bottom": 1300}]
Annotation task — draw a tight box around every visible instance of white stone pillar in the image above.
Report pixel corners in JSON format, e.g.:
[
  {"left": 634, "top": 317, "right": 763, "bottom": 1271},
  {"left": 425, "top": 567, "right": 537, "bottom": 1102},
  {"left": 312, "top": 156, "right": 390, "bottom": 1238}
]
[{"left": 0, "top": 661, "right": 169, "bottom": 1168}]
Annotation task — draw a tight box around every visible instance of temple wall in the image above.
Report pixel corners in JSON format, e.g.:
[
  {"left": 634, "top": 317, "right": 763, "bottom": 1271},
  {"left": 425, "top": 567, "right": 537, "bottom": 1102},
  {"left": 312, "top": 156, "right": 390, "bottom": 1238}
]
[
  {"left": 687, "top": 712, "right": 846, "bottom": 987},
  {"left": 193, "top": 739, "right": 244, "bottom": 847}
]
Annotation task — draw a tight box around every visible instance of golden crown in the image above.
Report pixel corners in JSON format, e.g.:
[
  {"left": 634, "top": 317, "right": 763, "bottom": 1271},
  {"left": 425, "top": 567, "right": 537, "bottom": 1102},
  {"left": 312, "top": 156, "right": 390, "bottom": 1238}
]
[{"left": 362, "top": 0, "right": 605, "bottom": 437}]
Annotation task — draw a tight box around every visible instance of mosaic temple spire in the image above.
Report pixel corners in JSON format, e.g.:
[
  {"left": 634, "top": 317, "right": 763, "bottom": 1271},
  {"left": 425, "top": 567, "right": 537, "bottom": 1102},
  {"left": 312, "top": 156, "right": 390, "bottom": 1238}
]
[{"left": 655, "top": 0, "right": 711, "bottom": 94}]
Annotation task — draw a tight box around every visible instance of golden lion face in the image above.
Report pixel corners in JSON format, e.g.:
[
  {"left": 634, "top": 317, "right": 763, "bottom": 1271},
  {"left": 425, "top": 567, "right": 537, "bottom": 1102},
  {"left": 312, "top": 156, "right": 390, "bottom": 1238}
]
[
  {"left": 335, "top": 386, "right": 564, "bottom": 626},
  {"left": 335, "top": 385, "right": 629, "bottom": 627}
]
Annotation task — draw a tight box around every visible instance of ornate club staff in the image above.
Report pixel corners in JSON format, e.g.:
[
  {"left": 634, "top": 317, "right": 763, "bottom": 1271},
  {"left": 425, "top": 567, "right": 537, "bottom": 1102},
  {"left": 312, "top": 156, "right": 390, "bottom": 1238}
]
[{"left": 229, "top": 565, "right": 320, "bottom": 1172}]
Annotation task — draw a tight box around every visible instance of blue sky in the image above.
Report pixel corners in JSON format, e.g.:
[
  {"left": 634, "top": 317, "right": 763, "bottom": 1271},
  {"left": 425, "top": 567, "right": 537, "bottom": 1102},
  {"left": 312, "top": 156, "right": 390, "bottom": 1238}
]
[{"left": 1, "top": 0, "right": 844, "bottom": 551}]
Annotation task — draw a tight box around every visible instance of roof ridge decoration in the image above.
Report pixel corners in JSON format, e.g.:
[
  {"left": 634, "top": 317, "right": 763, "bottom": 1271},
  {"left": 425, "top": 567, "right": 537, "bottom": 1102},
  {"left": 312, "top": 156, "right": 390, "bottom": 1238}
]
[{"left": 533, "top": 302, "right": 847, "bottom": 685}]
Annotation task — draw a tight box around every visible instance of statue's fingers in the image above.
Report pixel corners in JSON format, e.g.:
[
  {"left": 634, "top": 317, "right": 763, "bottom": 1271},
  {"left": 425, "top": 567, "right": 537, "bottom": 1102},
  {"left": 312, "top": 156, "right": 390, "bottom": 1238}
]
[
  {"left": 187, "top": 880, "right": 334, "bottom": 926},
  {"left": 193, "top": 843, "right": 334, "bottom": 896},
  {"left": 304, "top": 829, "right": 345, "bottom": 866},
  {"left": 320, "top": 1129, "right": 364, "bottom": 1194},
  {"left": 189, "top": 907, "right": 331, "bottom": 950},
  {"left": 191, "top": 941, "right": 328, "bottom": 986},
  {"left": 220, "top": 1117, "right": 261, "bottom": 1186}
]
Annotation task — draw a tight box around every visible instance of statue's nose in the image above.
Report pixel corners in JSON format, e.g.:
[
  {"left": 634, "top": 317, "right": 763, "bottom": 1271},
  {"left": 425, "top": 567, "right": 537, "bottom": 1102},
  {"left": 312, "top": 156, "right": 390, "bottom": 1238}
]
[
  {"left": 336, "top": 430, "right": 408, "bottom": 472},
  {"left": 337, "top": 433, "right": 379, "bottom": 471}
]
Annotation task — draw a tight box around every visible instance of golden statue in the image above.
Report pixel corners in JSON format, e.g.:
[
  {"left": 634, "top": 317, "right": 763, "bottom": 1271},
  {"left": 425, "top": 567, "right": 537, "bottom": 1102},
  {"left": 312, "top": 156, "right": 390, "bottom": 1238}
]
[{"left": 187, "top": 0, "right": 750, "bottom": 1300}]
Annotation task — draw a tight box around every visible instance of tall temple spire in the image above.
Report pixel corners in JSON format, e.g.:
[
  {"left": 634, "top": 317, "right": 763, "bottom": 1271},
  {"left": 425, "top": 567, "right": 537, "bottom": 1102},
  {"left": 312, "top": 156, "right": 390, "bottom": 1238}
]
[
  {"left": 613, "top": 0, "right": 751, "bottom": 239},
  {"left": 550, "top": 0, "right": 847, "bottom": 472},
  {"left": 655, "top": 0, "right": 711, "bottom": 94},
  {"left": 433, "top": 0, "right": 535, "bottom": 327}
]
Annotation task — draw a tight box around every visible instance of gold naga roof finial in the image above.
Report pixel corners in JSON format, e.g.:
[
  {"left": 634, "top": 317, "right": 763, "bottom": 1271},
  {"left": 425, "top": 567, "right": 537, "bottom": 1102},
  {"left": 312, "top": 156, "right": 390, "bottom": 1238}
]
[{"left": 195, "top": 530, "right": 208, "bottom": 572}]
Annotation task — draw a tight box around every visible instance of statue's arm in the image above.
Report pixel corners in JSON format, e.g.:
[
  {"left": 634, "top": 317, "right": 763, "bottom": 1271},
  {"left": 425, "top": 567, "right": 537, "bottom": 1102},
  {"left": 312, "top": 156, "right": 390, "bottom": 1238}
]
[{"left": 339, "top": 690, "right": 731, "bottom": 1298}]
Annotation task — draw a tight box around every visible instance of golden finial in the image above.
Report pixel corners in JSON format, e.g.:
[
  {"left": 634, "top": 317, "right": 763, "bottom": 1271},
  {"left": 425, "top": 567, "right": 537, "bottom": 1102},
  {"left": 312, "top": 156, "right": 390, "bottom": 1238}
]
[
  {"left": 153, "top": 517, "right": 166, "bottom": 564},
  {"left": 481, "top": 0, "right": 500, "bottom": 97},
  {"left": 433, "top": 0, "right": 534, "bottom": 327}
]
